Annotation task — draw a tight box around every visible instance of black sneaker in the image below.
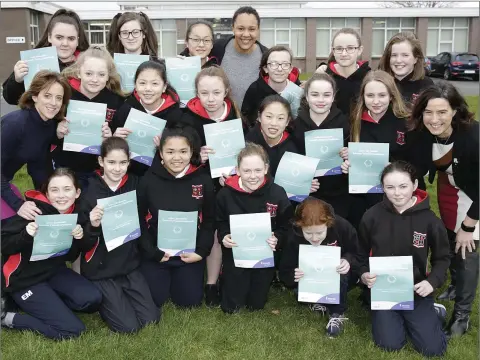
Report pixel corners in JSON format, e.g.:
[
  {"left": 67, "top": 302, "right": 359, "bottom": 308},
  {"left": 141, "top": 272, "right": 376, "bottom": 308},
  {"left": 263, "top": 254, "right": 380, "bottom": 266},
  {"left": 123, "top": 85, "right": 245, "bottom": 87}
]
[
  {"left": 204, "top": 284, "right": 220, "bottom": 307},
  {"left": 326, "top": 313, "right": 348, "bottom": 338},
  {"left": 434, "top": 303, "right": 447, "bottom": 328},
  {"left": 438, "top": 285, "right": 456, "bottom": 301}
]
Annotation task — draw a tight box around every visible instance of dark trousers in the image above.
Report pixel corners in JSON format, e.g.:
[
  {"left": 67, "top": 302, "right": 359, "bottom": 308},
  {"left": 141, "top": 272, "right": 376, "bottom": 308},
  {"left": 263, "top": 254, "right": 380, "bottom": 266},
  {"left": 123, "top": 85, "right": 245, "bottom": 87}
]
[
  {"left": 9, "top": 267, "right": 102, "bottom": 340},
  {"left": 92, "top": 268, "right": 160, "bottom": 334},
  {"left": 372, "top": 296, "right": 447, "bottom": 357},
  {"left": 140, "top": 258, "right": 205, "bottom": 308},
  {"left": 221, "top": 262, "right": 275, "bottom": 313}
]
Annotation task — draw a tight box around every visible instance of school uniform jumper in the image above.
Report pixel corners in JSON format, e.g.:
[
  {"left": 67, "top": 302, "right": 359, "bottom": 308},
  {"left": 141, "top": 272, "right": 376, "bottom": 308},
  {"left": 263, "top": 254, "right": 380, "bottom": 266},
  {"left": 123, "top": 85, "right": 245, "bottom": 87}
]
[
  {"left": 292, "top": 106, "right": 351, "bottom": 218},
  {"left": 137, "top": 154, "right": 216, "bottom": 308},
  {"left": 394, "top": 72, "right": 434, "bottom": 106},
  {"left": 110, "top": 90, "right": 183, "bottom": 177},
  {"left": 357, "top": 189, "right": 449, "bottom": 357},
  {"left": 216, "top": 175, "right": 293, "bottom": 313},
  {"left": 1, "top": 192, "right": 102, "bottom": 340},
  {"left": 78, "top": 172, "right": 160, "bottom": 333},
  {"left": 1, "top": 108, "right": 56, "bottom": 212},
  {"left": 51, "top": 78, "right": 125, "bottom": 191}
]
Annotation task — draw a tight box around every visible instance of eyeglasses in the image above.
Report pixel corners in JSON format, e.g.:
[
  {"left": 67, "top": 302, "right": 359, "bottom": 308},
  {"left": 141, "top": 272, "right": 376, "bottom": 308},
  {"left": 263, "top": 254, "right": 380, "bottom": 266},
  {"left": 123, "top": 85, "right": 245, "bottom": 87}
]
[
  {"left": 188, "top": 37, "right": 213, "bottom": 46},
  {"left": 332, "top": 46, "right": 359, "bottom": 54},
  {"left": 267, "top": 62, "right": 292, "bottom": 70},
  {"left": 119, "top": 29, "right": 143, "bottom": 39}
]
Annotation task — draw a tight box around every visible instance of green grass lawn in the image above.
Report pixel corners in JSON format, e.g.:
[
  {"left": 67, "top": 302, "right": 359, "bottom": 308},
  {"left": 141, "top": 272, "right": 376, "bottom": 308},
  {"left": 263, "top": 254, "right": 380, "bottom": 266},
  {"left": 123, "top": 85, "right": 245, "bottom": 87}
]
[{"left": 1, "top": 97, "right": 478, "bottom": 360}]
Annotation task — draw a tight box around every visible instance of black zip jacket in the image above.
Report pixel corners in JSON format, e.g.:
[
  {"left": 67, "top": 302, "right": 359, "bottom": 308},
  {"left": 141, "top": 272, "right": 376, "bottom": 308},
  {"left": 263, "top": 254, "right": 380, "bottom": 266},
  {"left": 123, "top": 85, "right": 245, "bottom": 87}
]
[
  {"left": 279, "top": 214, "right": 360, "bottom": 289},
  {"left": 245, "top": 124, "right": 299, "bottom": 177},
  {"left": 179, "top": 48, "right": 219, "bottom": 68},
  {"left": 1, "top": 191, "right": 91, "bottom": 293},
  {"left": 394, "top": 72, "right": 434, "bottom": 106},
  {"left": 210, "top": 36, "right": 268, "bottom": 65},
  {"left": 216, "top": 175, "right": 293, "bottom": 266},
  {"left": 357, "top": 189, "right": 450, "bottom": 289},
  {"left": 51, "top": 78, "right": 125, "bottom": 173},
  {"left": 292, "top": 106, "right": 350, "bottom": 199},
  {"left": 78, "top": 172, "right": 142, "bottom": 280},
  {"left": 325, "top": 61, "right": 371, "bottom": 116},
  {"left": 137, "top": 153, "right": 216, "bottom": 261}
]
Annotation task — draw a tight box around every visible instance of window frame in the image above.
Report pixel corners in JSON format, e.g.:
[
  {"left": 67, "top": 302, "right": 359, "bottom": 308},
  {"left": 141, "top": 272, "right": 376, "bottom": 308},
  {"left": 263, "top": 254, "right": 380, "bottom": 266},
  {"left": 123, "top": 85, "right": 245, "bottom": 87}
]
[
  {"left": 315, "top": 18, "right": 361, "bottom": 57},
  {"left": 260, "top": 18, "right": 306, "bottom": 58},
  {"left": 152, "top": 19, "right": 178, "bottom": 58},
  {"left": 371, "top": 18, "right": 416, "bottom": 57},
  {"left": 84, "top": 22, "right": 111, "bottom": 46},
  {"left": 30, "top": 11, "right": 40, "bottom": 47},
  {"left": 426, "top": 18, "right": 469, "bottom": 56}
]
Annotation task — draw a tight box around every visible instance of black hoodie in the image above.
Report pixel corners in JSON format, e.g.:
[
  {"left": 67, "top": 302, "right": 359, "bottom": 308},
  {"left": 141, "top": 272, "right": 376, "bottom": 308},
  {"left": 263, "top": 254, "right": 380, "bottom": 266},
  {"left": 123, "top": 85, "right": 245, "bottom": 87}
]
[
  {"left": 216, "top": 175, "right": 293, "bottom": 266},
  {"left": 110, "top": 90, "right": 183, "bottom": 177},
  {"left": 51, "top": 78, "right": 126, "bottom": 174},
  {"left": 325, "top": 61, "right": 371, "bottom": 116},
  {"left": 394, "top": 72, "right": 434, "bottom": 106},
  {"left": 357, "top": 189, "right": 450, "bottom": 289},
  {"left": 1, "top": 191, "right": 92, "bottom": 293},
  {"left": 245, "top": 123, "right": 299, "bottom": 177},
  {"left": 137, "top": 153, "right": 216, "bottom": 261},
  {"left": 241, "top": 71, "right": 302, "bottom": 128},
  {"left": 293, "top": 106, "right": 350, "bottom": 199},
  {"left": 78, "top": 172, "right": 142, "bottom": 280},
  {"left": 179, "top": 48, "right": 219, "bottom": 68},
  {"left": 279, "top": 214, "right": 360, "bottom": 289}
]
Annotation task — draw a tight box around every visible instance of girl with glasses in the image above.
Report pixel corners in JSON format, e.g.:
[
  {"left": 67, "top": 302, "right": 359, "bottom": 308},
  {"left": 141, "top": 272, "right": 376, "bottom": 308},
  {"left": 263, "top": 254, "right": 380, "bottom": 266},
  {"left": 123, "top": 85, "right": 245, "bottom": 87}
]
[
  {"left": 107, "top": 12, "right": 158, "bottom": 57},
  {"left": 179, "top": 20, "right": 218, "bottom": 68},
  {"left": 241, "top": 46, "right": 301, "bottom": 129}
]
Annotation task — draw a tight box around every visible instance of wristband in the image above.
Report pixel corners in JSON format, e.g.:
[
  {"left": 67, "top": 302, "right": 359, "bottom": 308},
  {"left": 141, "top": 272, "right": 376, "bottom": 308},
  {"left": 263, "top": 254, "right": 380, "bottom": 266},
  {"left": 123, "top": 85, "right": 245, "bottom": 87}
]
[{"left": 461, "top": 222, "right": 476, "bottom": 233}]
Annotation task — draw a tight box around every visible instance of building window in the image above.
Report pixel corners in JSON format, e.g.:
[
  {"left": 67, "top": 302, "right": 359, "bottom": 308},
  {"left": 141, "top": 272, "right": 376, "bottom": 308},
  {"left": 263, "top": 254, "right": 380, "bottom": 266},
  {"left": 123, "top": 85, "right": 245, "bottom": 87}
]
[
  {"left": 84, "top": 22, "right": 110, "bottom": 46},
  {"left": 260, "top": 18, "right": 306, "bottom": 57},
  {"left": 316, "top": 18, "right": 361, "bottom": 57},
  {"left": 372, "top": 18, "right": 416, "bottom": 57},
  {"left": 30, "top": 11, "right": 40, "bottom": 46},
  {"left": 426, "top": 18, "right": 469, "bottom": 56},
  {"left": 151, "top": 20, "right": 177, "bottom": 57}
]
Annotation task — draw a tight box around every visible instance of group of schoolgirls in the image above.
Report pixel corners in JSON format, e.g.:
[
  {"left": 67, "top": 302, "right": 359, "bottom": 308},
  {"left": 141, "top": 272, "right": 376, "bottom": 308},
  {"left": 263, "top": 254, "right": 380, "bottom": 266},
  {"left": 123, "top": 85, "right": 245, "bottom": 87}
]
[{"left": 0, "top": 6, "right": 478, "bottom": 359}]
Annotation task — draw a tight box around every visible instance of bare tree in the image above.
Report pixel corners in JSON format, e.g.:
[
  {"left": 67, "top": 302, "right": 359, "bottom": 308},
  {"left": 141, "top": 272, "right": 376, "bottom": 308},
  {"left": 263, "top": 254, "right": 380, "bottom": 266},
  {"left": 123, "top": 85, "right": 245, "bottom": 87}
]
[{"left": 380, "top": 1, "right": 456, "bottom": 8}]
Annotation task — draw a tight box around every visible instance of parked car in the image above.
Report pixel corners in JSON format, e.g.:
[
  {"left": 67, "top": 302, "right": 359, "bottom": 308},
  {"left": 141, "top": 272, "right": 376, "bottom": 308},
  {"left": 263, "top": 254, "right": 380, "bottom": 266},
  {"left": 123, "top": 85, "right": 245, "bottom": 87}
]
[
  {"left": 424, "top": 57, "right": 432, "bottom": 76},
  {"left": 428, "top": 52, "right": 479, "bottom": 81}
]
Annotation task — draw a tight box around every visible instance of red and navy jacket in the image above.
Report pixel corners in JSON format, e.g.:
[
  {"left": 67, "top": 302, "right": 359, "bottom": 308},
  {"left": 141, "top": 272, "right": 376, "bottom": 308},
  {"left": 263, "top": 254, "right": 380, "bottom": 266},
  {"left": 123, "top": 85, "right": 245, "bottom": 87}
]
[
  {"left": 179, "top": 48, "right": 218, "bottom": 68},
  {"left": 279, "top": 213, "right": 360, "bottom": 289},
  {"left": 357, "top": 189, "right": 450, "bottom": 289},
  {"left": 1, "top": 191, "right": 88, "bottom": 293},
  {"left": 51, "top": 78, "right": 126, "bottom": 173},
  {"left": 241, "top": 70, "right": 301, "bottom": 128},
  {"left": 325, "top": 61, "right": 371, "bottom": 116},
  {"left": 2, "top": 50, "right": 81, "bottom": 105},
  {"left": 292, "top": 105, "right": 350, "bottom": 200},
  {"left": 216, "top": 175, "right": 293, "bottom": 266},
  {"left": 78, "top": 171, "right": 141, "bottom": 280},
  {"left": 394, "top": 71, "right": 434, "bottom": 107},
  {"left": 137, "top": 152, "right": 216, "bottom": 261},
  {"left": 245, "top": 123, "right": 299, "bottom": 177},
  {"left": 210, "top": 35, "right": 268, "bottom": 65}
]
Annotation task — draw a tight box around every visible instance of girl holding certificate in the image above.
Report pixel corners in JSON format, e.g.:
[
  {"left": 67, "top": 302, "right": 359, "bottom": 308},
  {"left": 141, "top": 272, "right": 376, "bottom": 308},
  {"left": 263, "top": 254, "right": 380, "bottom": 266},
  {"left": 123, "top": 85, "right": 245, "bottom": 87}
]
[
  {"left": 54, "top": 46, "right": 125, "bottom": 191},
  {"left": 137, "top": 125, "right": 216, "bottom": 308},
  {"left": 408, "top": 82, "right": 479, "bottom": 338},
  {"left": 1, "top": 71, "right": 71, "bottom": 221},
  {"left": 216, "top": 143, "right": 293, "bottom": 313},
  {"left": 1, "top": 168, "right": 102, "bottom": 340},
  {"left": 107, "top": 12, "right": 158, "bottom": 57},
  {"left": 111, "top": 60, "right": 183, "bottom": 176},
  {"left": 292, "top": 73, "right": 350, "bottom": 218},
  {"left": 241, "top": 46, "right": 301, "bottom": 128},
  {"left": 2, "top": 9, "right": 89, "bottom": 105},
  {"left": 79, "top": 137, "right": 159, "bottom": 333},
  {"left": 179, "top": 20, "right": 218, "bottom": 68},
  {"left": 357, "top": 161, "right": 449, "bottom": 357},
  {"left": 378, "top": 32, "right": 433, "bottom": 106},
  {"left": 279, "top": 197, "right": 359, "bottom": 337}
]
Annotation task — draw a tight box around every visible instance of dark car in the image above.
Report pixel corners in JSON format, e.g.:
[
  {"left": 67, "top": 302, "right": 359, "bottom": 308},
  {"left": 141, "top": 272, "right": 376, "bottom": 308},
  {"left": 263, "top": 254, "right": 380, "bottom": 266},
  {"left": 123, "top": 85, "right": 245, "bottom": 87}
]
[
  {"left": 424, "top": 57, "right": 431, "bottom": 76},
  {"left": 428, "top": 52, "right": 479, "bottom": 81}
]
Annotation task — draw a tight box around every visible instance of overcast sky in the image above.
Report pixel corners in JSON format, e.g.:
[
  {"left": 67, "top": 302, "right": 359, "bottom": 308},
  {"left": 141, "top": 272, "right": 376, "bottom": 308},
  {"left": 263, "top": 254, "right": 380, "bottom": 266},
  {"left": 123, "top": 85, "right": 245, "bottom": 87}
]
[{"left": 53, "top": 1, "right": 479, "bottom": 11}]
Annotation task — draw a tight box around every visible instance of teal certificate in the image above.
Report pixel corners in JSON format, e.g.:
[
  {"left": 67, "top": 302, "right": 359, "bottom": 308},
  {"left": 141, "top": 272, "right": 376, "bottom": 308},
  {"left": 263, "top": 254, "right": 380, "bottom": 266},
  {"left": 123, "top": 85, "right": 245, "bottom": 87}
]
[
  {"left": 370, "top": 256, "right": 414, "bottom": 311},
  {"left": 230, "top": 212, "right": 274, "bottom": 268},
  {"left": 114, "top": 53, "right": 149, "bottom": 92},
  {"left": 280, "top": 80, "right": 303, "bottom": 117},
  {"left": 21, "top": 47, "right": 60, "bottom": 90},
  {"left": 63, "top": 100, "right": 107, "bottom": 155},
  {"left": 165, "top": 56, "right": 201, "bottom": 104},
  {"left": 298, "top": 245, "right": 341, "bottom": 304},
  {"left": 305, "top": 128, "right": 344, "bottom": 177},
  {"left": 97, "top": 190, "right": 141, "bottom": 252},
  {"left": 274, "top": 152, "right": 319, "bottom": 202},
  {"left": 124, "top": 108, "right": 167, "bottom": 166},
  {"left": 203, "top": 119, "right": 245, "bottom": 178},
  {"left": 31, "top": 214, "right": 78, "bottom": 261},
  {"left": 157, "top": 210, "right": 198, "bottom": 256},
  {"left": 348, "top": 142, "right": 389, "bottom": 194}
]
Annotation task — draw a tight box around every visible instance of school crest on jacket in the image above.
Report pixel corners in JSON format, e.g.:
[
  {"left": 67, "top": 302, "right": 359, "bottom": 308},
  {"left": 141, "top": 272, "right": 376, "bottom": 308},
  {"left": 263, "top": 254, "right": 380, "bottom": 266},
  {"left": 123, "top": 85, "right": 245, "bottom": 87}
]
[{"left": 192, "top": 184, "right": 203, "bottom": 199}]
